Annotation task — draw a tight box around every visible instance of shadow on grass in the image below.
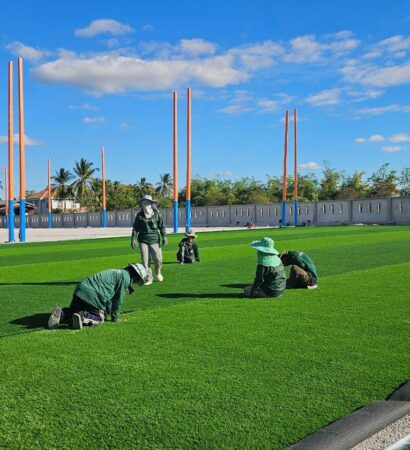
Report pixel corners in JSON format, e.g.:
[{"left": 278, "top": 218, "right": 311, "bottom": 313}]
[
  {"left": 9, "top": 313, "right": 51, "bottom": 331},
  {"left": 0, "top": 281, "right": 79, "bottom": 286},
  {"left": 157, "top": 292, "right": 244, "bottom": 299},
  {"left": 220, "top": 283, "right": 248, "bottom": 289}
]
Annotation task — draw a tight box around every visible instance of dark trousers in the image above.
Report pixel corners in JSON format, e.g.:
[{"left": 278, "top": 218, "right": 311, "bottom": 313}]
[
  {"left": 177, "top": 251, "right": 194, "bottom": 263},
  {"left": 62, "top": 296, "right": 103, "bottom": 324},
  {"left": 287, "top": 265, "right": 314, "bottom": 289}
]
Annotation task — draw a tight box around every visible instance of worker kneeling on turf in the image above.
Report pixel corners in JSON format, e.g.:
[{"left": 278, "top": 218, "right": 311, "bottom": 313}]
[
  {"left": 177, "top": 230, "right": 200, "bottom": 264},
  {"left": 280, "top": 250, "right": 318, "bottom": 289},
  {"left": 244, "top": 237, "right": 286, "bottom": 298},
  {"left": 47, "top": 263, "right": 148, "bottom": 330}
]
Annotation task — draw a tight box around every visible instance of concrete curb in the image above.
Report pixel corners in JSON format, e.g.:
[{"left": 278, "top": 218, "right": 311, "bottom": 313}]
[{"left": 286, "top": 381, "right": 410, "bottom": 450}]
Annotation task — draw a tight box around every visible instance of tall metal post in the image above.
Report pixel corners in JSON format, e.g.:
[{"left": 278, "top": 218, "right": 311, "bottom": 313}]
[
  {"left": 8, "top": 61, "right": 15, "bottom": 242},
  {"left": 101, "top": 146, "right": 107, "bottom": 227},
  {"left": 281, "top": 110, "right": 288, "bottom": 228},
  {"left": 5, "top": 167, "right": 9, "bottom": 228},
  {"left": 173, "top": 91, "right": 179, "bottom": 233},
  {"left": 185, "top": 87, "right": 192, "bottom": 232},
  {"left": 18, "top": 58, "right": 26, "bottom": 241},
  {"left": 293, "top": 108, "right": 298, "bottom": 226},
  {"left": 48, "top": 158, "right": 52, "bottom": 228}
]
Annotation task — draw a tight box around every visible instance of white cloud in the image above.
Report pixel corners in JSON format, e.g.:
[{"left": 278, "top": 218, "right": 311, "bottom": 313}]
[
  {"left": 230, "top": 41, "right": 284, "bottom": 70},
  {"left": 69, "top": 102, "right": 99, "bottom": 111},
  {"left": 354, "top": 134, "right": 385, "bottom": 143},
  {"left": 6, "top": 41, "right": 49, "bottom": 62},
  {"left": 83, "top": 116, "right": 105, "bottom": 123},
  {"left": 0, "top": 134, "right": 43, "bottom": 145},
  {"left": 215, "top": 171, "right": 234, "bottom": 177},
  {"left": 75, "top": 19, "right": 134, "bottom": 38},
  {"left": 218, "top": 90, "right": 254, "bottom": 115},
  {"left": 283, "top": 34, "right": 359, "bottom": 63},
  {"left": 383, "top": 145, "right": 402, "bottom": 152},
  {"left": 142, "top": 24, "right": 154, "bottom": 32},
  {"left": 33, "top": 53, "right": 248, "bottom": 93},
  {"left": 257, "top": 99, "right": 280, "bottom": 113},
  {"left": 119, "top": 122, "right": 131, "bottom": 130},
  {"left": 299, "top": 162, "right": 321, "bottom": 170},
  {"left": 305, "top": 88, "right": 341, "bottom": 107},
  {"left": 179, "top": 39, "right": 217, "bottom": 56},
  {"left": 342, "top": 60, "right": 410, "bottom": 87},
  {"left": 358, "top": 104, "right": 410, "bottom": 116},
  {"left": 389, "top": 133, "right": 410, "bottom": 143}
]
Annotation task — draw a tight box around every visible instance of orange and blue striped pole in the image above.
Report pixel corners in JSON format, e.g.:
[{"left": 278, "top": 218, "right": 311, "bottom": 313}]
[
  {"left": 48, "top": 158, "right": 52, "bottom": 228},
  {"left": 172, "top": 92, "right": 179, "bottom": 233},
  {"left": 185, "top": 87, "right": 191, "bottom": 232},
  {"left": 281, "top": 110, "right": 288, "bottom": 228},
  {"left": 293, "top": 109, "right": 298, "bottom": 226},
  {"left": 5, "top": 167, "right": 9, "bottom": 228},
  {"left": 173, "top": 91, "right": 178, "bottom": 233},
  {"left": 18, "top": 58, "right": 26, "bottom": 242},
  {"left": 101, "top": 146, "right": 107, "bottom": 227},
  {"left": 8, "top": 61, "right": 15, "bottom": 242}
]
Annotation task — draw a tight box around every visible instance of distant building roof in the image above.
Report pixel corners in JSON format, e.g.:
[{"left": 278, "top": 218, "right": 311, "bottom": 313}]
[{"left": 26, "top": 188, "right": 55, "bottom": 200}]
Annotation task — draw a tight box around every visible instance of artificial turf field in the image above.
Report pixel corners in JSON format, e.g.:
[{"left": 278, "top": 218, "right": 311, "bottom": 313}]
[{"left": 0, "top": 226, "right": 409, "bottom": 449}]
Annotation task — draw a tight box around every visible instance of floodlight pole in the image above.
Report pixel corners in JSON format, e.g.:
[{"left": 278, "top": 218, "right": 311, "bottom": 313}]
[
  {"left": 8, "top": 61, "right": 15, "bottom": 242},
  {"left": 185, "top": 87, "right": 191, "bottom": 232},
  {"left": 173, "top": 91, "right": 179, "bottom": 233},
  {"left": 48, "top": 158, "right": 52, "bottom": 228},
  {"left": 281, "top": 110, "right": 288, "bottom": 228},
  {"left": 293, "top": 108, "right": 298, "bottom": 226},
  {"left": 18, "top": 58, "right": 26, "bottom": 242},
  {"left": 101, "top": 146, "right": 107, "bottom": 227},
  {"left": 5, "top": 167, "right": 9, "bottom": 228}
]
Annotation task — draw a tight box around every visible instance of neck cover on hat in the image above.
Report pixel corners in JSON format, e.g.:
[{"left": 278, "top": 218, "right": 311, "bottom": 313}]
[
  {"left": 142, "top": 203, "right": 154, "bottom": 218},
  {"left": 257, "top": 251, "right": 281, "bottom": 267}
]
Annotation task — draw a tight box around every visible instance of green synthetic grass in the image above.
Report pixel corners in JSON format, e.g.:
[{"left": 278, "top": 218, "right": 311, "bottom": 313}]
[{"left": 0, "top": 226, "right": 409, "bottom": 449}]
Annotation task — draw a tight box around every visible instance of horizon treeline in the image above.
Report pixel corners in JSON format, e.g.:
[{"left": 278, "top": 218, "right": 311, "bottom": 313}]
[{"left": 2, "top": 159, "right": 408, "bottom": 212}]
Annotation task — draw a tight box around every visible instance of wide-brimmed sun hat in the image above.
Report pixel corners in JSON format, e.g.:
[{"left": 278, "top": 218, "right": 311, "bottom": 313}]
[
  {"left": 250, "top": 237, "right": 279, "bottom": 255},
  {"left": 185, "top": 230, "right": 197, "bottom": 238},
  {"left": 139, "top": 194, "right": 158, "bottom": 206},
  {"left": 127, "top": 263, "right": 149, "bottom": 285}
]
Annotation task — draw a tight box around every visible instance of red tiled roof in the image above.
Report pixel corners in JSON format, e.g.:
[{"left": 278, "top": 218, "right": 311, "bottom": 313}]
[{"left": 26, "top": 187, "right": 56, "bottom": 199}]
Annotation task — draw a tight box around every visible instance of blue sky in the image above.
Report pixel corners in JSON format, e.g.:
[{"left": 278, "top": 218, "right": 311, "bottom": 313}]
[{"left": 0, "top": 0, "right": 409, "bottom": 194}]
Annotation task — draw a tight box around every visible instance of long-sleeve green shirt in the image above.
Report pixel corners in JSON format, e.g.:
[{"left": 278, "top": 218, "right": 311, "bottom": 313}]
[
  {"left": 252, "top": 264, "right": 286, "bottom": 297},
  {"left": 132, "top": 211, "right": 166, "bottom": 245},
  {"left": 73, "top": 269, "right": 131, "bottom": 320},
  {"left": 177, "top": 238, "right": 200, "bottom": 262},
  {"left": 285, "top": 251, "right": 318, "bottom": 283}
]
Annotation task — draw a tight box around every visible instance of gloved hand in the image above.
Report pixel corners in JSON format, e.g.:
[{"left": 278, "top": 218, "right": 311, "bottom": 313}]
[
  {"left": 131, "top": 230, "right": 137, "bottom": 250},
  {"left": 162, "top": 236, "right": 168, "bottom": 247}
]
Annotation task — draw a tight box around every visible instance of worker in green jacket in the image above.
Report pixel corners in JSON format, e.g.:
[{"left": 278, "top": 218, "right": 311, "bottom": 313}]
[
  {"left": 244, "top": 237, "right": 286, "bottom": 298},
  {"left": 47, "top": 263, "right": 148, "bottom": 330},
  {"left": 131, "top": 195, "right": 167, "bottom": 284},
  {"left": 280, "top": 250, "right": 318, "bottom": 289}
]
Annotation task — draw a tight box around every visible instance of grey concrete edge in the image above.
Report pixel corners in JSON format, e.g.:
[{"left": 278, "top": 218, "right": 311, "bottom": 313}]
[{"left": 286, "top": 381, "right": 410, "bottom": 450}]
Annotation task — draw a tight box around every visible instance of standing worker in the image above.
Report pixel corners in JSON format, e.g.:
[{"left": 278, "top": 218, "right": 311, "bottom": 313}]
[
  {"left": 280, "top": 250, "right": 318, "bottom": 289},
  {"left": 131, "top": 195, "right": 167, "bottom": 284},
  {"left": 47, "top": 263, "right": 148, "bottom": 330}
]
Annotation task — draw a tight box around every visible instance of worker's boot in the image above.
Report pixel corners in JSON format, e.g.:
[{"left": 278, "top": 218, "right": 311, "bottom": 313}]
[{"left": 48, "top": 306, "right": 63, "bottom": 329}]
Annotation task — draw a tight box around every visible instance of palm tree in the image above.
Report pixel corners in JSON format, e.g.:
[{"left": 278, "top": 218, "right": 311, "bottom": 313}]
[
  {"left": 134, "top": 177, "right": 154, "bottom": 198},
  {"left": 71, "top": 158, "right": 99, "bottom": 197},
  {"left": 156, "top": 173, "right": 173, "bottom": 198},
  {"left": 52, "top": 168, "right": 74, "bottom": 211}
]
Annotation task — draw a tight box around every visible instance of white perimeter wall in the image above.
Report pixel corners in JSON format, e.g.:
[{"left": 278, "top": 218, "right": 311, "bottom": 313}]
[{"left": 1, "top": 197, "right": 409, "bottom": 228}]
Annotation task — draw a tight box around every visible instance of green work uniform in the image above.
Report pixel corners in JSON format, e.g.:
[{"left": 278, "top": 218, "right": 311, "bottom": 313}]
[
  {"left": 252, "top": 264, "right": 286, "bottom": 297},
  {"left": 177, "top": 238, "right": 200, "bottom": 263},
  {"left": 285, "top": 251, "right": 318, "bottom": 283},
  {"left": 73, "top": 269, "right": 131, "bottom": 320},
  {"left": 132, "top": 211, "right": 166, "bottom": 245}
]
